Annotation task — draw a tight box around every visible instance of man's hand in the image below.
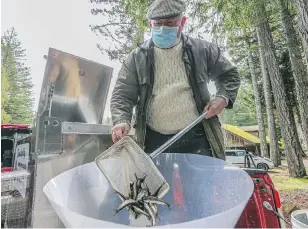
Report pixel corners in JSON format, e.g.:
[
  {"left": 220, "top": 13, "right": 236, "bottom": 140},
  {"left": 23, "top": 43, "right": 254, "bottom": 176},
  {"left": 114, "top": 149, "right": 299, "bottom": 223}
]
[
  {"left": 204, "top": 97, "right": 228, "bottom": 119},
  {"left": 111, "top": 123, "right": 130, "bottom": 143}
]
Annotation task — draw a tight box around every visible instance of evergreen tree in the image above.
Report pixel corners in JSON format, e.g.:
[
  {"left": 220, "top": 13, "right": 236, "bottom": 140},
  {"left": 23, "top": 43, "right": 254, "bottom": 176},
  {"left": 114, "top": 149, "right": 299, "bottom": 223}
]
[
  {"left": 1, "top": 66, "right": 12, "bottom": 123},
  {"left": 1, "top": 27, "right": 35, "bottom": 124}
]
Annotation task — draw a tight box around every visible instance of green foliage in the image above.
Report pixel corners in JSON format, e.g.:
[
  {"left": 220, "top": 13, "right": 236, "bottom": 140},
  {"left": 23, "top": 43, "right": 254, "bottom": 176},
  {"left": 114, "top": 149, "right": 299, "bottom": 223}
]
[
  {"left": 221, "top": 82, "right": 258, "bottom": 126},
  {"left": 89, "top": 0, "right": 149, "bottom": 62},
  {"left": 1, "top": 66, "right": 12, "bottom": 123},
  {"left": 1, "top": 28, "right": 34, "bottom": 124}
]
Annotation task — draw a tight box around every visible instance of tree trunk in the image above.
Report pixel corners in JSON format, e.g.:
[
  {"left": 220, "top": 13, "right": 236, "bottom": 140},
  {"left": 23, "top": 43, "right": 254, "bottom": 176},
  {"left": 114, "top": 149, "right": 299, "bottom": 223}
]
[
  {"left": 257, "top": 41, "right": 280, "bottom": 166},
  {"left": 294, "top": 106, "right": 308, "bottom": 155},
  {"left": 273, "top": 110, "right": 282, "bottom": 165},
  {"left": 246, "top": 41, "right": 269, "bottom": 158},
  {"left": 278, "top": 0, "right": 308, "bottom": 151},
  {"left": 255, "top": 1, "right": 306, "bottom": 177},
  {"left": 293, "top": 0, "right": 308, "bottom": 63}
]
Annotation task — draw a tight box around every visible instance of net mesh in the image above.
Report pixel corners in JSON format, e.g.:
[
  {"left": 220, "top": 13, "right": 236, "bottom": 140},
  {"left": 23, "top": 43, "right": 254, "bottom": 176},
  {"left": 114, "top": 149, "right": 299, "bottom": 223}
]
[
  {"left": 1, "top": 180, "right": 30, "bottom": 228},
  {"left": 95, "top": 136, "right": 169, "bottom": 199}
]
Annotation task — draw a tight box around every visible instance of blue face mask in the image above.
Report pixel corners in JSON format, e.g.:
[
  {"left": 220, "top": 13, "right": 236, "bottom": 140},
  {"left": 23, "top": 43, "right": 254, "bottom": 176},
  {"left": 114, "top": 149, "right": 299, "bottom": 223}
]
[{"left": 151, "top": 26, "right": 179, "bottom": 48}]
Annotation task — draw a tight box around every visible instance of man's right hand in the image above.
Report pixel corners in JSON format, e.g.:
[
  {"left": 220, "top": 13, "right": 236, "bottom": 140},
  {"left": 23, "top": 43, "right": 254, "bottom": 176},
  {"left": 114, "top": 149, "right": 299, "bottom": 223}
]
[{"left": 111, "top": 123, "right": 130, "bottom": 143}]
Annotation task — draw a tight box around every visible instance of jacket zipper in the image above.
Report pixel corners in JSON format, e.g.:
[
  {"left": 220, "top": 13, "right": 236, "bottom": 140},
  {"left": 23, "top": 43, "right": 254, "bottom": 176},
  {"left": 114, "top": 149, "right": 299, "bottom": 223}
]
[
  {"left": 183, "top": 47, "right": 203, "bottom": 114},
  {"left": 146, "top": 49, "right": 155, "bottom": 105}
]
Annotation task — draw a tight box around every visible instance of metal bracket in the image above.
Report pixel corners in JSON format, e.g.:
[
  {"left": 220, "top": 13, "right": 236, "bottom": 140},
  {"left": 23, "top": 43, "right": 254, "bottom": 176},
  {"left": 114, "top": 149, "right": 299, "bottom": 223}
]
[
  {"left": 36, "top": 117, "right": 63, "bottom": 155},
  {"left": 61, "top": 122, "right": 111, "bottom": 135}
]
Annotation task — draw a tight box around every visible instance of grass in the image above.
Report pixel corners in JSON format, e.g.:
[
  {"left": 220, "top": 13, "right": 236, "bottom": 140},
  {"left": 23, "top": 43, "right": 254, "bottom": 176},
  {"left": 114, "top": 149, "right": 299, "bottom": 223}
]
[
  {"left": 268, "top": 162, "right": 308, "bottom": 227},
  {"left": 269, "top": 166, "right": 308, "bottom": 191}
]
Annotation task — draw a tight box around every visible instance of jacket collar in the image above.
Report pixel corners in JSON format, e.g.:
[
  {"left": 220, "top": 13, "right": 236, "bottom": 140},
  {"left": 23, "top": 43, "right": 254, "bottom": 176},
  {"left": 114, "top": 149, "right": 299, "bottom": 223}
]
[{"left": 138, "top": 33, "right": 193, "bottom": 50}]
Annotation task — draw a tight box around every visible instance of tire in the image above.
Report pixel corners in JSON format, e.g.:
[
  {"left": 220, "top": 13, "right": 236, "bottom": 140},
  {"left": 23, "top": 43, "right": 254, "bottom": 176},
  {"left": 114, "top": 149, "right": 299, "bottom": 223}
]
[{"left": 257, "top": 163, "right": 269, "bottom": 171}]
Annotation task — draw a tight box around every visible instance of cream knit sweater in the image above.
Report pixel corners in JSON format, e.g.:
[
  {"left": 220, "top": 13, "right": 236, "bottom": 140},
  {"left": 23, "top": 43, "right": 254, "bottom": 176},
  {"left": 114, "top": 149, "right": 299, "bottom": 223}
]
[{"left": 146, "top": 41, "right": 199, "bottom": 134}]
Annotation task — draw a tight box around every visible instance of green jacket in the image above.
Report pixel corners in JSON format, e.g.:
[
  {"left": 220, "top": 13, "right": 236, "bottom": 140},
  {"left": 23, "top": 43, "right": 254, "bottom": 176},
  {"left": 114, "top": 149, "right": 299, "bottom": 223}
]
[{"left": 110, "top": 34, "right": 241, "bottom": 160}]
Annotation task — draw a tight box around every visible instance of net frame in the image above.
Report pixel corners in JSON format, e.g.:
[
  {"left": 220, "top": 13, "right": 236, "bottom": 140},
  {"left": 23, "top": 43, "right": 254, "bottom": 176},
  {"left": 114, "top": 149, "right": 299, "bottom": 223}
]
[{"left": 95, "top": 136, "right": 169, "bottom": 199}]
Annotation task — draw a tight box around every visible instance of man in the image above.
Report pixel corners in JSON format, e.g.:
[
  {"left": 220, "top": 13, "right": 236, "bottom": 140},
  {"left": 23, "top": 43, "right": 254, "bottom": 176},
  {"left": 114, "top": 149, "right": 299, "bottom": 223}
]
[{"left": 110, "top": 0, "right": 240, "bottom": 160}]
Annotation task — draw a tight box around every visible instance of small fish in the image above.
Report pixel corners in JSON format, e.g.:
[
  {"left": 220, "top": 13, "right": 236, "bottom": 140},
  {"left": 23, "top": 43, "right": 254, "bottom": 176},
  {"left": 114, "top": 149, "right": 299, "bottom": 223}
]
[
  {"left": 150, "top": 203, "right": 157, "bottom": 213},
  {"left": 140, "top": 174, "right": 147, "bottom": 183},
  {"left": 143, "top": 196, "right": 171, "bottom": 209},
  {"left": 131, "top": 205, "right": 150, "bottom": 218},
  {"left": 136, "top": 181, "right": 142, "bottom": 191},
  {"left": 144, "top": 202, "right": 155, "bottom": 226},
  {"left": 133, "top": 181, "right": 138, "bottom": 200},
  {"left": 129, "top": 182, "right": 134, "bottom": 199},
  {"left": 129, "top": 207, "right": 139, "bottom": 219},
  {"left": 134, "top": 173, "right": 141, "bottom": 190},
  {"left": 149, "top": 203, "right": 160, "bottom": 220},
  {"left": 136, "top": 189, "right": 147, "bottom": 201},
  {"left": 141, "top": 182, "right": 150, "bottom": 196},
  {"left": 132, "top": 213, "right": 139, "bottom": 220},
  {"left": 135, "top": 173, "right": 146, "bottom": 190},
  {"left": 114, "top": 190, "right": 128, "bottom": 200},
  {"left": 152, "top": 181, "right": 166, "bottom": 197},
  {"left": 112, "top": 173, "right": 170, "bottom": 227},
  {"left": 114, "top": 199, "right": 141, "bottom": 215}
]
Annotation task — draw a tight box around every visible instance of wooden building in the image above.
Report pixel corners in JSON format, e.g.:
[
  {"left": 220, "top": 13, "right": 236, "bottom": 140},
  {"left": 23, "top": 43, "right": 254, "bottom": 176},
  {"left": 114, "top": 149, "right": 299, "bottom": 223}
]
[
  {"left": 238, "top": 125, "right": 259, "bottom": 137},
  {"left": 222, "top": 124, "right": 263, "bottom": 154},
  {"left": 222, "top": 124, "right": 283, "bottom": 155}
]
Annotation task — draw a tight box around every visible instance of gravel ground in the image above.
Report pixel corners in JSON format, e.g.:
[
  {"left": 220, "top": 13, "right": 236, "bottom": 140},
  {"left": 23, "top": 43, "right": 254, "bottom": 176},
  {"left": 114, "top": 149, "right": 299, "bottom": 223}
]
[
  {"left": 279, "top": 189, "right": 308, "bottom": 228},
  {"left": 269, "top": 162, "right": 308, "bottom": 228}
]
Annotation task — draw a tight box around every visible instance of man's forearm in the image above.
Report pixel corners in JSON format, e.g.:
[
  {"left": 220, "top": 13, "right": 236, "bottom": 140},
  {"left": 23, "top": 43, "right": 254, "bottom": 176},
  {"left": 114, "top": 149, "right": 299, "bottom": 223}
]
[
  {"left": 110, "top": 77, "right": 138, "bottom": 126},
  {"left": 110, "top": 52, "right": 139, "bottom": 126},
  {"left": 110, "top": 92, "right": 134, "bottom": 126}
]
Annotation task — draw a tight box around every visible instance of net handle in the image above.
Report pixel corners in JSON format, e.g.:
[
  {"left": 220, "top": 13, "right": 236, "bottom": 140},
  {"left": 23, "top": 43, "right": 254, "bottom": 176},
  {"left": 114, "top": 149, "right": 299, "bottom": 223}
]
[{"left": 150, "top": 111, "right": 208, "bottom": 159}]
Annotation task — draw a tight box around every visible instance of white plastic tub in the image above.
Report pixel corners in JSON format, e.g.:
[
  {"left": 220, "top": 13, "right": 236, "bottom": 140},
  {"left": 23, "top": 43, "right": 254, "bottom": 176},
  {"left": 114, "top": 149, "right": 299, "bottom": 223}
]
[
  {"left": 291, "top": 209, "right": 308, "bottom": 228},
  {"left": 43, "top": 153, "right": 254, "bottom": 228}
]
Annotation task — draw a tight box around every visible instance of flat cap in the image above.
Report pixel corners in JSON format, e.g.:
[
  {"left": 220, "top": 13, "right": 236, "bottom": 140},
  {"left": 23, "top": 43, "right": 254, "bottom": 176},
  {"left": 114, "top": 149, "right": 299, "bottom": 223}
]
[{"left": 147, "top": 0, "right": 185, "bottom": 20}]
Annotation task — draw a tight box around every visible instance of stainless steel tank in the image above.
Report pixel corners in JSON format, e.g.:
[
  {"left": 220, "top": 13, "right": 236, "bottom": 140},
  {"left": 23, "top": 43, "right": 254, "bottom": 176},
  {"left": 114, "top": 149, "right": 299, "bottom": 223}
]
[{"left": 29, "top": 48, "right": 114, "bottom": 228}]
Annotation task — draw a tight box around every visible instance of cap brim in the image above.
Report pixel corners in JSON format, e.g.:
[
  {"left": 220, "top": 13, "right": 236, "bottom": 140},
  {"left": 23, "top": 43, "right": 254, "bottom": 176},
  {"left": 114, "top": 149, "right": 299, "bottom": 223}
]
[{"left": 148, "top": 13, "right": 182, "bottom": 20}]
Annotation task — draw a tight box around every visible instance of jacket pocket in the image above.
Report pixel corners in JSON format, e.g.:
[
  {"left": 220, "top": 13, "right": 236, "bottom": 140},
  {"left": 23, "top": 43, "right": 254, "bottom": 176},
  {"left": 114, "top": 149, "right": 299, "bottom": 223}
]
[
  {"left": 135, "top": 57, "right": 151, "bottom": 85},
  {"left": 197, "top": 81, "right": 211, "bottom": 106}
]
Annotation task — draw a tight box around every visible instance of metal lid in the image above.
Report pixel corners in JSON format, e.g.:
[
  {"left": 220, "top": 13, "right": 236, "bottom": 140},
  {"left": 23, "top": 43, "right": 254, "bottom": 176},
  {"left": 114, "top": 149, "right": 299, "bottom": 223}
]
[{"left": 36, "top": 48, "right": 113, "bottom": 124}]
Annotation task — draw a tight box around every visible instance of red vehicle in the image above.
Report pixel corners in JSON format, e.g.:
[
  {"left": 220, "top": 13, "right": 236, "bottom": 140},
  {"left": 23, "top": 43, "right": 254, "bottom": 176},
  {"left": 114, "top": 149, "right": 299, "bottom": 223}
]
[
  {"left": 236, "top": 168, "right": 285, "bottom": 228},
  {"left": 1, "top": 124, "right": 31, "bottom": 171}
]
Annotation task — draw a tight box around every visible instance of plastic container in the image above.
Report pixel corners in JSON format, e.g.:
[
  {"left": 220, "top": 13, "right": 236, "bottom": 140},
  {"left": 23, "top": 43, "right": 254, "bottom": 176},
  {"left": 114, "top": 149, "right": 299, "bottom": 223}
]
[
  {"left": 43, "top": 153, "right": 254, "bottom": 228},
  {"left": 291, "top": 209, "right": 308, "bottom": 228}
]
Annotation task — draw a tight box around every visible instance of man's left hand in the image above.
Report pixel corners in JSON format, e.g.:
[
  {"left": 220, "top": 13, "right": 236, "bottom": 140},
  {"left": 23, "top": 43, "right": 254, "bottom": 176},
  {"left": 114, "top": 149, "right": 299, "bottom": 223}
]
[{"left": 204, "top": 97, "right": 228, "bottom": 119}]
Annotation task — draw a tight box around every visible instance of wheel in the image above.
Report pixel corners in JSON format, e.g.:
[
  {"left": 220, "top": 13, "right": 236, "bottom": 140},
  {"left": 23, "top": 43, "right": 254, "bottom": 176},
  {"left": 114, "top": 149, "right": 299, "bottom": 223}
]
[{"left": 257, "top": 163, "right": 269, "bottom": 171}]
